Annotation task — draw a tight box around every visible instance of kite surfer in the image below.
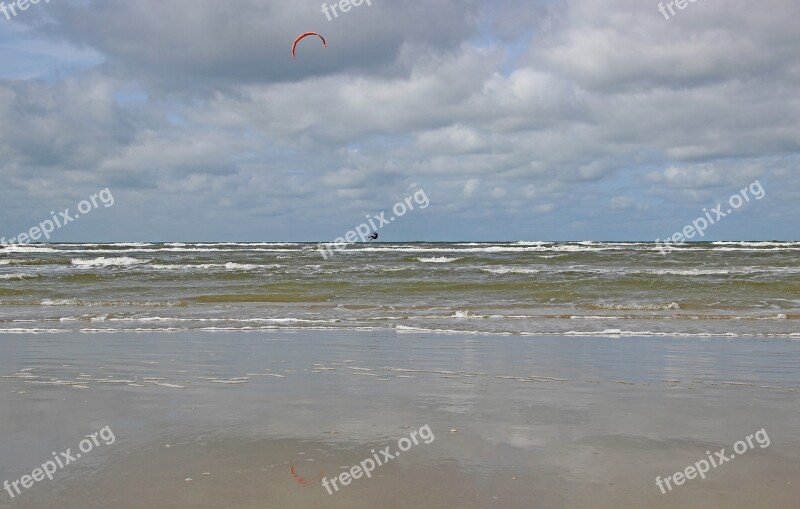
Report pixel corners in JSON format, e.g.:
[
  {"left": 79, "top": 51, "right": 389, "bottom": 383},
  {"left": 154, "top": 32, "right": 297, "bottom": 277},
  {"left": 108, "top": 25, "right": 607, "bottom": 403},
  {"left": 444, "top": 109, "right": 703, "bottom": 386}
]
[{"left": 368, "top": 231, "right": 378, "bottom": 241}]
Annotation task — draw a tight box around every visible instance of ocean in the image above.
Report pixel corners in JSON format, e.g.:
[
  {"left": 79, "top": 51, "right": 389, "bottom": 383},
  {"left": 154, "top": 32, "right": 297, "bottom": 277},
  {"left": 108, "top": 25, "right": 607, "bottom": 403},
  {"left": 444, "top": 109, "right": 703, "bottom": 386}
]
[{"left": 0, "top": 241, "right": 798, "bottom": 337}]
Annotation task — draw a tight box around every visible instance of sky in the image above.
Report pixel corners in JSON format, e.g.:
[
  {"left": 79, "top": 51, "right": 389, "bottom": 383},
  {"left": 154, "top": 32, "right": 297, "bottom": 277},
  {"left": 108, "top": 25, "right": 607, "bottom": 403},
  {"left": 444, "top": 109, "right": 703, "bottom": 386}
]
[{"left": 0, "top": 0, "right": 798, "bottom": 242}]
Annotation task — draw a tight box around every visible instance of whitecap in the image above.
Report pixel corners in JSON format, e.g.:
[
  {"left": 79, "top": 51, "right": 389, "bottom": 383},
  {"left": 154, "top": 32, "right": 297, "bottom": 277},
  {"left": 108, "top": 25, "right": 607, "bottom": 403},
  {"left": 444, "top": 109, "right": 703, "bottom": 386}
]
[
  {"left": 595, "top": 302, "right": 681, "bottom": 311},
  {"left": 71, "top": 257, "right": 149, "bottom": 267},
  {"left": 1, "top": 246, "right": 58, "bottom": 253},
  {"left": 481, "top": 267, "right": 539, "bottom": 275},
  {"left": 417, "top": 257, "right": 460, "bottom": 263},
  {"left": 0, "top": 273, "right": 39, "bottom": 280}
]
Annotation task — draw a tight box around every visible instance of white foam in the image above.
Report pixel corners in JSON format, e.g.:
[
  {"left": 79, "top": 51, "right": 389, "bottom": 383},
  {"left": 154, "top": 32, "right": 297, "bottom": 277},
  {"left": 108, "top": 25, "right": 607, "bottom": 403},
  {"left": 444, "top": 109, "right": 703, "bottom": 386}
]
[
  {"left": 644, "top": 268, "right": 734, "bottom": 276},
  {"left": 1, "top": 246, "right": 58, "bottom": 253},
  {"left": 417, "top": 257, "right": 460, "bottom": 263},
  {"left": 570, "top": 315, "right": 623, "bottom": 320},
  {"left": 150, "top": 263, "right": 278, "bottom": 271},
  {"left": 395, "top": 325, "right": 798, "bottom": 338},
  {"left": 56, "top": 248, "right": 293, "bottom": 254},
  {"left": 41, "top": 299, "right": 79, "bottom": 306},
  {"left": 0, "top": 273, "right": 38, "bottom": 280},
  {"left": 223, "top": 262, "right": 255, "bottom": 270},
  {"left": 560, "top": 329, "right": 739, "bottom": 337},
  {"left": 641, "top": 267, "right": 800, "bottom": 276},
  {"left": 71, "top": 257, "right": 149, "bottom": 267},
  {"left": 41, "top": 299, "right": 182, "bottom": 307},
  {"left": 0, "top": 328, "right": 67, "bottom": 334},
  {"left": 712, "top": 241, "right": 800, "bottom": 247},
  {"left": 453, "top": 310, "right": 484, "bottom": 318},
  {"left": 108, "top": 317, "right": 340, "bottom": 324},
  {"left": 481, "top": 267, "right": 540, "bottom": 275},
  {"left": 712, "top": 247, "right": 799, "bottom": 252},
  {"left": 357, "top": 245, "right": 628, "bottom": 253},
  {"left": 595, "top": 302, "right": 681, "bottom": 311}
]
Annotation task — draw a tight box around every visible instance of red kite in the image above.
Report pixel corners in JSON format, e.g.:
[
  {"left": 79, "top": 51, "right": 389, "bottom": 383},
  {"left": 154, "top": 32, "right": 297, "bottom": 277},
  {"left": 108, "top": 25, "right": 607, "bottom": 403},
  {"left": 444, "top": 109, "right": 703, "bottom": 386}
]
[{"left": 292, "top": 32, "right": 327, "bottom": 60}]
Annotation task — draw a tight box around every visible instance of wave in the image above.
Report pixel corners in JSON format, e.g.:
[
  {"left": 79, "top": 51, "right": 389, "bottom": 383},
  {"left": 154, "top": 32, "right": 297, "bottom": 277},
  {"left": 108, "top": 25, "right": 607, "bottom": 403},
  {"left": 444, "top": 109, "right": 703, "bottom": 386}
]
[
  {"left": 453, "top": 310, "right": 484, "bottom": 318},
  {"left": 712, "top": 241, "right": 800, "bottom": 247},
  {"left": 188, "top": 294, "right": 330, "bottom": 303},
  {"left": 0, "top": 328, "right": 68, "bottom": 334},
  {"left": 44, "top": 247, "right": 297, "bottom": 254},
  {"left": 149, "top": 262, "right": 270, "bottom": 271},
  {"left": 640, "top": 268, "right": 740, "bottom": 276},
  {"left": 417, "top": 257, "right": 460, "bottom": 263},
  {"left": 71, "top": 257, "right": 150, "bottom": 267},
  {"left": 102, "top": 316, "right": 340, "bottom": 324},
  {"left": 1, "top": 245, "right": 58, "bottom": 253},
  {"left": 2, "top": 316, "right": 797, "bottom": 337},
  {"left": 354, "top": 245, "right": 633, "bottom": 253},
  {"left": 57, "top": 242, "right": 154, "bottom": 248},
  {"left": 0, "top": 258, "right": 70, "bottom": 266},
  {"left": 481, "top": 267, "right": 540, "bottom": 275},
  {"left": 712, "top": 247, "right": 800, "bottom": 252},
  {"left": 60, "top": 314, "right": 108, "bottom": 322},
  {"left": 0, "top": 327, "right": 794, "bottom": 337},
  {"left": 225, "top": 262, "right": 260, "bottom": 270},
  {"left": 39, "top": 299, "right": 185, "bottom": 307},
  {"left": 589, "top": 302, "right": 681, "bottom": 311},
  {"left": 0, "top": 273, "right": 40, "bottom": 280},
  {"left": 395, "top": 325, "right": 800, "bottom": 339},
  {"left": 47, "top": 242, "right": 299, "bottom": 247}
]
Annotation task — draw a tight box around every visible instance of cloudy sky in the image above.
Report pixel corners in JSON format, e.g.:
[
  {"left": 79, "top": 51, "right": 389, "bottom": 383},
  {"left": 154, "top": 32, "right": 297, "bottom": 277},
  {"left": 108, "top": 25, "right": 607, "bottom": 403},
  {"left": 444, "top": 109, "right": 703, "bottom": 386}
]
[{"left": 1, "top": 0, "right": 798, "bottom": 242}]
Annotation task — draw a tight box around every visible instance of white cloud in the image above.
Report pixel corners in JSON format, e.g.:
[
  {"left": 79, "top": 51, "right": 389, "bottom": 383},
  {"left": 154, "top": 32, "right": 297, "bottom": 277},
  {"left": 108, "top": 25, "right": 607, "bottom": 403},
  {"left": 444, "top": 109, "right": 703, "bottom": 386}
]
[
  {"left": 0, "top": 0, "right": 798, "bottom": 240},
  {"left": 464, "top": 179, "right": 481, "bottom": 198}
]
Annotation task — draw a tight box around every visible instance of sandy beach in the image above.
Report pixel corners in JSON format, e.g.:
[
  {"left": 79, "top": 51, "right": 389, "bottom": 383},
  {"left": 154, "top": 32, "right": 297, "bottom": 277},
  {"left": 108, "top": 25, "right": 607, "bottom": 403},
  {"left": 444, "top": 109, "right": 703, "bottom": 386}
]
[{"left": 1, "top": 329, "right": 797, "bottom": 508}]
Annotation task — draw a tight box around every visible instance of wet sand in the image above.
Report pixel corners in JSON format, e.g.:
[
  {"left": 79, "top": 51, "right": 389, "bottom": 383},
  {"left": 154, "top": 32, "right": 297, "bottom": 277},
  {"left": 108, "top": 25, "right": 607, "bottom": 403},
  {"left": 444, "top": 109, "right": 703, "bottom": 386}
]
[{"left": 0, "top": 330, "right": 798, "bottom": 508}]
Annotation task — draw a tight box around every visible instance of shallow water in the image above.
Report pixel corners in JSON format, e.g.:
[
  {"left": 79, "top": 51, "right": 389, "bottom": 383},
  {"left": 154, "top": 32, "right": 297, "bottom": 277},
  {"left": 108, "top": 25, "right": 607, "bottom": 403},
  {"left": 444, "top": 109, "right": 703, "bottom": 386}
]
[{"left": 0, "top": 330, "right": 798, "bottom": 508}]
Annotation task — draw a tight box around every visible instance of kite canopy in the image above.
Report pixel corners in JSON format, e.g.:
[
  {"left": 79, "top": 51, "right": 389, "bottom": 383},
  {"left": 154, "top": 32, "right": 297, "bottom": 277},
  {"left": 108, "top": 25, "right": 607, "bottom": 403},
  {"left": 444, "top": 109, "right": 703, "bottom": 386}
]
[{"left": 292, "top": 32, "right": 327, "bottom": 60}]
